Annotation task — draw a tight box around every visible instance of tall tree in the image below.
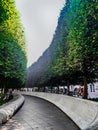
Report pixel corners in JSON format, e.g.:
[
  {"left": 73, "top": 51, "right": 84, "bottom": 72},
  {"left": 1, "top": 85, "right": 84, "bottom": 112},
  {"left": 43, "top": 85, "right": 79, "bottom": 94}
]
[
  {"left": 26, "top": 0, "right": 98, "bottom": 100},
  {"left": 66, "top": 0, "right": 98, "bottom": 98},
  {"left": 0, "top": 0, "right": 27, "bottom": 92}
]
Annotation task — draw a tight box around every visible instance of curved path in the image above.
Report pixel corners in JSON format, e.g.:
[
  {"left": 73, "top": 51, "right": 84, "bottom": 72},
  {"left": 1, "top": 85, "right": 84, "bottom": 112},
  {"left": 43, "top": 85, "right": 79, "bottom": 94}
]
[{"left": 0, "top": 95, "right": 79, "bottom": 130}]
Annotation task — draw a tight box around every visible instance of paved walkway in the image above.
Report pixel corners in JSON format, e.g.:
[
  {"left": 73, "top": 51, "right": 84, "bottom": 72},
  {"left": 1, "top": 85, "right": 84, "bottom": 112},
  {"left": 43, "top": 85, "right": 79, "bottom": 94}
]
[{"left": 0, "top": 95, "right": 80, "bottom": 130}]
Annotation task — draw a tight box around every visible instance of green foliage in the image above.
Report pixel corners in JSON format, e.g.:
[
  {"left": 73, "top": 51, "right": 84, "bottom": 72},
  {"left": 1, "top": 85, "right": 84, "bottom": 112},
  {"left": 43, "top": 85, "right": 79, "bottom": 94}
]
[
  {"left": 0, "top": 0, "right": 26, "bottom": 52},
  {"left": 65, "top": 0, "right": 98, "bottom": 98},
  {"left": 66, "top": 0, "right": 98, "bottom": 79},
  {"left": 0, "top": 2, "right": 8, "bottom": 23},
  {"left": 0, "top": 0, "right": 27, "bottom": 90},
  {"left": 26, "top": 0, "right": 98, "bottom": 98}
]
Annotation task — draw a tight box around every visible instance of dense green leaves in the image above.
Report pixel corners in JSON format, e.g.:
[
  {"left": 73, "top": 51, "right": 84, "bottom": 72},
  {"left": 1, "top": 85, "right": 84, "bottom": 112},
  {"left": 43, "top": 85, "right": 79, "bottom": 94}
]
[
  {"left": 66, "top": 0, "right": 98, "bottom": 98},
  {"left": 26, "top": 0, "right": 98, "bottom": 98},
  {"left": 0, "top": 0, "right": 27, "bottom": 91}
]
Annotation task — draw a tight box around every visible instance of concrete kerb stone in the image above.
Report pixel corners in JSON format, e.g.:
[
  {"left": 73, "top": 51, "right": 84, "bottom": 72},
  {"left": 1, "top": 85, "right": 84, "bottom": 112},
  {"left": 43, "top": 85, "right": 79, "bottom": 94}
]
[
  {"left": 0, "top": 93, "right": 24, "bottom": 125},
  {"left": 21, "top": 92, "right": 98, "bottom": 130}
]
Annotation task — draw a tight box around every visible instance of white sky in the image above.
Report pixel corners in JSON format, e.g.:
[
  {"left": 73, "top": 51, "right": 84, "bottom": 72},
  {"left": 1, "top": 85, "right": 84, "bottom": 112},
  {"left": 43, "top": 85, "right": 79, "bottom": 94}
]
[{"left": 15, "top": 0, "right": 65, "bottom": 67}]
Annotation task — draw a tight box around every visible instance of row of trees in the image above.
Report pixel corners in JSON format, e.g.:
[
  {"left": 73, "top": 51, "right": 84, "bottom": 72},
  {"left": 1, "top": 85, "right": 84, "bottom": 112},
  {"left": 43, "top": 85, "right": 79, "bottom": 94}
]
[
  {"left": 26, "top": 0, "right": 98, "bottom": 99},
  {"left": 0, "top": 0, "right": 27, "bottom": 93}
]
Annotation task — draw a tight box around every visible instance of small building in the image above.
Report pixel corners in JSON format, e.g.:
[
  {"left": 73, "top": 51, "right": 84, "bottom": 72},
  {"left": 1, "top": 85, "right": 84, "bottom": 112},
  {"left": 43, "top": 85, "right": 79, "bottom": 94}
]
[{"left": 88, "top": 82, "right": 98, "bottom": 99}]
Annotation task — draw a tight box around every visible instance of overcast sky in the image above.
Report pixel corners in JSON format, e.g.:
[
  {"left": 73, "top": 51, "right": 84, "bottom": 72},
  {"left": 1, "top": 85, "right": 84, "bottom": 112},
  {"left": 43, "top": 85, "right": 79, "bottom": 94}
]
[{"left": 15, "top": 0, "right": 65, "bottom": 67}]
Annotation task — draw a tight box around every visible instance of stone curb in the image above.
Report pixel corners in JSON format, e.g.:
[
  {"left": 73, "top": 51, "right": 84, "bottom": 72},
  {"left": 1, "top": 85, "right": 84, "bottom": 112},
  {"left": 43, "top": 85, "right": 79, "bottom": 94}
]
[
  {"left": 21, "top": 92, "right": 98, "bottom": 130},
  {"left": 0, "top": 93, "right": 24, "bottom": 124}
]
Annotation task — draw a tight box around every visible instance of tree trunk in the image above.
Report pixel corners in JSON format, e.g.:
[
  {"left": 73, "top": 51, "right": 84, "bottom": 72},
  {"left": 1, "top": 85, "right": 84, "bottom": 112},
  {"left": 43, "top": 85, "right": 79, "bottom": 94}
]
[
  {"left": 50, "top": 86, "right": 52, "bottom": 93},
  {"left": 83, "top": 76, "right": 88, "bottom": 99},
  {"left": 3, "top": 83, "right": 9, "bottom": 94},
  {"left": 57, "top": 86, "right": 59, "bottom": 94},
  {"left": 67, "top": 81, "right": 70, "bottom": 95},
  {"left": 43, "top": 86, "right": 46, "bottom": 92},
  {"left": 1, "top": 87, "right": 3, "bottom": 94},
  {"left": 38, "top": 86, "right": 40, "bottom": 92},
  {"left": 3, "top": 78, "right": 9, "bottom": 94}
]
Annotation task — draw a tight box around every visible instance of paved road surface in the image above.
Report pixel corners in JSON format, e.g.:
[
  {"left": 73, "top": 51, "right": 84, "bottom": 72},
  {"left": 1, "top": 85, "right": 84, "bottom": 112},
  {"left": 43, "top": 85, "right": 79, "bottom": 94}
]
[{"left": 0, "top": 95, "right": 80, "bottom": 130}]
